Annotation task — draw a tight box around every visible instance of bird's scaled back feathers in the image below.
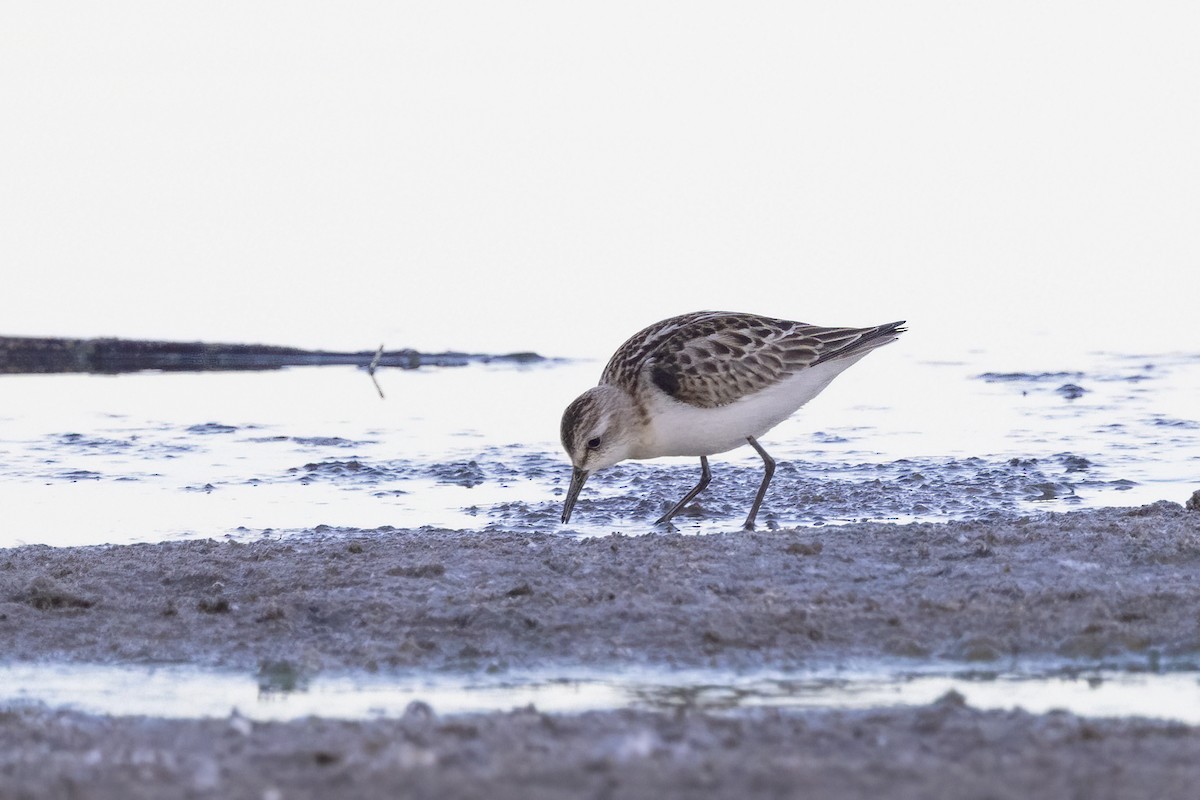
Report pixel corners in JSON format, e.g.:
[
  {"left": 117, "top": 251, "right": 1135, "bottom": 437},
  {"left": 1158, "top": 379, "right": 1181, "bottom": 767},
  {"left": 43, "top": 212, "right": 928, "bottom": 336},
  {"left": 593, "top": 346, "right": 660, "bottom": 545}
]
[{"left": 600, "top": 311, "right": 906, "bottom": 409}]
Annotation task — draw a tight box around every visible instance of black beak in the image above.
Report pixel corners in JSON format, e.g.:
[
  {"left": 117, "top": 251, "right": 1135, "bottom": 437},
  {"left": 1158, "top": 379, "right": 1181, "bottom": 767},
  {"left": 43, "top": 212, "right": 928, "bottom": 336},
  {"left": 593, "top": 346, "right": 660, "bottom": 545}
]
[{"left": 561, "top": 466, "right": 589, "bottom": 524}]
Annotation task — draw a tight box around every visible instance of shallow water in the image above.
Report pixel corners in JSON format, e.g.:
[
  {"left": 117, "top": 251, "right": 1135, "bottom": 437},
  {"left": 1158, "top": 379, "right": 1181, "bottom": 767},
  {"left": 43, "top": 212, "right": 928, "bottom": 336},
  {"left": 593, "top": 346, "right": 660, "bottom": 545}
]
[
  {"left": 2, "top": 352, "right": 1199, "bottom": 724},
  {"left": 2, "top": 661, "right": 1197, "bottom": 724},
  {"left": 0, "top": 350, "right": 1197, "bottom": 548}
]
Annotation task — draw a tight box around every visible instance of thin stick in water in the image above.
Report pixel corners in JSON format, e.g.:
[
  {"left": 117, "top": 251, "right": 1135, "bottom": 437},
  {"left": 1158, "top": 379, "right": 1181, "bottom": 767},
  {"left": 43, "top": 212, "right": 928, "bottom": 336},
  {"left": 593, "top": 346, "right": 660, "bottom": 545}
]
[{"left": 368, "top": 344, "right": 385, "bottom": 399}]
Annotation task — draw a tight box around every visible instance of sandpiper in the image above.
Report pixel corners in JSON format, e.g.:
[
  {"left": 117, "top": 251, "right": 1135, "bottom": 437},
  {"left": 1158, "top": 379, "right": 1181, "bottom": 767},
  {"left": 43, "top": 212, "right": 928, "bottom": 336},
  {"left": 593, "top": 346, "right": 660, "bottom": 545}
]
[{"left": 560, "top": 311, "right": 905, "bottom": 529}]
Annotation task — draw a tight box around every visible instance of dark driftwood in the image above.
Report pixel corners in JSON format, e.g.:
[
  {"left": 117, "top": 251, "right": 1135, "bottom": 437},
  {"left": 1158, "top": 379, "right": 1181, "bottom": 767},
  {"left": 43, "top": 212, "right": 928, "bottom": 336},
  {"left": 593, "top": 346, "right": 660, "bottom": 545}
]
[{"left": 0, "top": 336, "right": 545, "bottom": 374}]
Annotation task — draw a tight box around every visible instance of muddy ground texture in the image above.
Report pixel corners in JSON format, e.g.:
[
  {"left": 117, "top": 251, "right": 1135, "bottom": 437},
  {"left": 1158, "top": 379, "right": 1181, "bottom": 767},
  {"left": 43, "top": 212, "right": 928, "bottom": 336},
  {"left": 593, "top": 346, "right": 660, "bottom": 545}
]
[{"left": 3, "top": 500, "right": 1200, "bottom": 798}]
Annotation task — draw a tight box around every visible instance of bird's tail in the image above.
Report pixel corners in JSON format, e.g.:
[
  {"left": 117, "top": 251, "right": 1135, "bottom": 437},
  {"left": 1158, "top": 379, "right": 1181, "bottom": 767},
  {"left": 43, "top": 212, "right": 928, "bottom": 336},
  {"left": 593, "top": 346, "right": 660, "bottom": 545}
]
[{"left": 812, "top": 320, "right": 906, "bottom": 364}]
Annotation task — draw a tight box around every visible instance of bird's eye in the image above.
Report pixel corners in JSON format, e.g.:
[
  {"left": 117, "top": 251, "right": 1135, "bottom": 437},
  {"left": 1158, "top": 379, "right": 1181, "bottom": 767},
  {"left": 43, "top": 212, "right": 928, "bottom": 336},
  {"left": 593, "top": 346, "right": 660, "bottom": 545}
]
[{"left": 586, "top": 436, "right": 601, "bottom": 450}]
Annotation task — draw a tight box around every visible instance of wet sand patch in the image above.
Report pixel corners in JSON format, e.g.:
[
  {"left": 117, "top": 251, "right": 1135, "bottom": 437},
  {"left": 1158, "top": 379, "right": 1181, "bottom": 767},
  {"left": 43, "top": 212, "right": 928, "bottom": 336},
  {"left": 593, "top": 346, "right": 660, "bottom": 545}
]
[
  {"left": 2, "top": 501, "right": 1200, "bottom": 797},
  {"left": 2, "top": 502, "right": 1198, "bottom": 671},
  {"left": 3, "top": 696, "right": 1199, "bottom": 799}
]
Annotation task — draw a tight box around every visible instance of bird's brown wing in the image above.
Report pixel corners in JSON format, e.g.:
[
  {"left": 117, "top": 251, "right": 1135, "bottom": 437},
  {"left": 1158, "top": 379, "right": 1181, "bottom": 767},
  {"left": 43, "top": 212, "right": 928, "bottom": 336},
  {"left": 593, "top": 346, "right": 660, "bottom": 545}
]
[{"left": 603, "top": 311, "right": 904, "bottom": 409}]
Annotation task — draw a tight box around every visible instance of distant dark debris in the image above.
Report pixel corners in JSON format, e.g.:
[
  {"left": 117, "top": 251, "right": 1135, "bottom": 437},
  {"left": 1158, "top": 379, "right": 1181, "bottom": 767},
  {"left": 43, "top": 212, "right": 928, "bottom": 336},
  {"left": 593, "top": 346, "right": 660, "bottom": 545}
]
[
  {"left": 1059, "top": 454, "right": 1092, "bottom": 472},
  {"left": 187, "top": 423, "right": 238, "bottom": 435},
  {"left": 977, "top": 371, "right": 1084, "bottom": 383},
  {"left": 0, "top": 335, "right": 548, "bottom": 374},
  {"left": 1150, "top": 417, "right": 1200, "bottom": 429},
  {"left": 1056, "top": 384, "right": 1086, "bottom": 400}
]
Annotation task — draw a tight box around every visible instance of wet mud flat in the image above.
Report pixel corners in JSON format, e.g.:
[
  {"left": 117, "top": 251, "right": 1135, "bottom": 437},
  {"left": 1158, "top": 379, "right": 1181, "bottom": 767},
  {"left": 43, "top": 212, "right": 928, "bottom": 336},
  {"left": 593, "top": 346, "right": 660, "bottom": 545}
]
[
  {"left": 4, "top": 695, "right": 1199, "bottom": 800},
  {"left": 3, "top": 501, "right": 1200, "bottom": 798}
]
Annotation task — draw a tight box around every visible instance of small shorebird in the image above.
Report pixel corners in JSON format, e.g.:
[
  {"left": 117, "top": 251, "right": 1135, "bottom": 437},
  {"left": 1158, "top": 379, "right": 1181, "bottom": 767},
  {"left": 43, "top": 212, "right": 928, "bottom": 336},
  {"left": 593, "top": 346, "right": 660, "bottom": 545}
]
[{"left": 560, "top": 311, "right": 905, "bottom": 529}]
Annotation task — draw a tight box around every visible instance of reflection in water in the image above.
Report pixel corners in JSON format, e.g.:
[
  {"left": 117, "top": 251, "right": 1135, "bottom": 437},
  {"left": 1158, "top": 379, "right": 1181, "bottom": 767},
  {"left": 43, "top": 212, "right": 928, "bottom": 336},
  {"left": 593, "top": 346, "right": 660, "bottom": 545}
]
[{"left": 1, "top": 662, "right": 1198, "bottom": 723}]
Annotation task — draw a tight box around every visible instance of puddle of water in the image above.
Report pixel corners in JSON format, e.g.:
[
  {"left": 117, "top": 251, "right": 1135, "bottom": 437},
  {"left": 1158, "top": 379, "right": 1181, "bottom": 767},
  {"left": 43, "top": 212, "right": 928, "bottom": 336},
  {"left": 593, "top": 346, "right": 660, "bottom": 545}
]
[
  {"left": 0, "top": 351, "right": 1198, "bottom": 547},
  {"left": 2, "top": 663, "right": 1198, "bottom": 724}
]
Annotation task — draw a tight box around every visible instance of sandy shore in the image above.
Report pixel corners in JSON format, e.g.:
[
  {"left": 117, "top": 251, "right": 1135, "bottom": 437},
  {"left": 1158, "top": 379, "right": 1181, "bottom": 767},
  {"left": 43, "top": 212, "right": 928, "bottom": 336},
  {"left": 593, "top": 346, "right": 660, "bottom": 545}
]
[
  {"left": 3, "top": 501, "right": 1200, "bottom": 797},
  {"left": 4, "top": 696, "right": 1198, "bottom": 800}
]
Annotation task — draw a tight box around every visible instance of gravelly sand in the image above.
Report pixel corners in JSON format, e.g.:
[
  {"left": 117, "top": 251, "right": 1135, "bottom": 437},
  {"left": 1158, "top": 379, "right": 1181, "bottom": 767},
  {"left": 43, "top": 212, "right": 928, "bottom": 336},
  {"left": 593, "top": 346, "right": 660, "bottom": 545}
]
[
  {"left": 4, "top": 695, "right": 1199, "bottom": 800},
  {"left": 2, "top": 500, "right": 1199, "bottom": 798}
]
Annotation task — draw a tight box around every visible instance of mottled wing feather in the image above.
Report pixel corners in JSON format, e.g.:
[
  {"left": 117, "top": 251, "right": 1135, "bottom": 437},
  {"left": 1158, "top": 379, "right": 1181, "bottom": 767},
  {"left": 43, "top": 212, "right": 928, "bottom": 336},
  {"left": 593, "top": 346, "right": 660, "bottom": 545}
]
[
  {"left": 653, "top": 317, "right": 815, "bottom": 407},
  {"left": 601, "top": 311, "right": 904, "bottom": 409}
]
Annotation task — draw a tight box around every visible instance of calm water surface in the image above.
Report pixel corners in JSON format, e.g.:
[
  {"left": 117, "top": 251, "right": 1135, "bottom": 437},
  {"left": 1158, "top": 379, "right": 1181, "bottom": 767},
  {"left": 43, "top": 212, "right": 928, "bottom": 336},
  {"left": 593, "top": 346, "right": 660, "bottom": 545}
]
[
  {"left": 2, "top": 661, "right": 1198, "bottom": 724},
  {"left": 0, "top": 349, "right": 1197, "bottom": 548}
]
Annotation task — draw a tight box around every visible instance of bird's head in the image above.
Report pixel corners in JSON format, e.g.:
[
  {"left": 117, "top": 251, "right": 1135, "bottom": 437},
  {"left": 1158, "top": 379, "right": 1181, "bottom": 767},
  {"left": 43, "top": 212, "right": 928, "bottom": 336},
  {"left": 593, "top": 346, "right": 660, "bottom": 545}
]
[{"left": 559, "top": 384, "right": 638, "bottom": 523}]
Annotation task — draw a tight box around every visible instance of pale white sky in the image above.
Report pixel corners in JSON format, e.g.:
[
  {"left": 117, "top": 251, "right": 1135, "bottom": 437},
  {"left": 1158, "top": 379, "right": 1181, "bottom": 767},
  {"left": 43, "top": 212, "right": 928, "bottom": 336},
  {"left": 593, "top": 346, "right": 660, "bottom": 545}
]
[{"left": 2, "top": 2, "right": 1197, "bottom": 359}]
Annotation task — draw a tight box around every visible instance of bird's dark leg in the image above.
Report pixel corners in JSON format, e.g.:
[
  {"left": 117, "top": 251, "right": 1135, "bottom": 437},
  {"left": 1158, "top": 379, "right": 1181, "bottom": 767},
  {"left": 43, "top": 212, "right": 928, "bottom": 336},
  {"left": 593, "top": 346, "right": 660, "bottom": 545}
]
[
  {"left": 655, "top": 456, "right": 711, "bottom": 526},
  {"left": 743, "top": 436, "right": 775, "bottom": 530}
]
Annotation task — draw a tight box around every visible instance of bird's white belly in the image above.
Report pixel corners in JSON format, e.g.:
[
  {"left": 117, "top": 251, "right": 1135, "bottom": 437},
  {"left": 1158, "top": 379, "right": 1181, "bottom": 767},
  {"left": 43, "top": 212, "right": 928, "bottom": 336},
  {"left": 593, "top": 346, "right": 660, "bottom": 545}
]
[{"left": 634, "top": 354, "right": 869, "bottom": 459}]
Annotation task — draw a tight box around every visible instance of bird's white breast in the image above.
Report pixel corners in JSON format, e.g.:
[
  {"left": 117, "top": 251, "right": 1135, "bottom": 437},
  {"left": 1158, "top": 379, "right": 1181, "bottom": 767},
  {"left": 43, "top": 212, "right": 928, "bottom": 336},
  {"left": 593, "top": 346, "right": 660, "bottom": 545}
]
[{"left": 633, "top": 353, "right": 872, "bottom": 459}]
